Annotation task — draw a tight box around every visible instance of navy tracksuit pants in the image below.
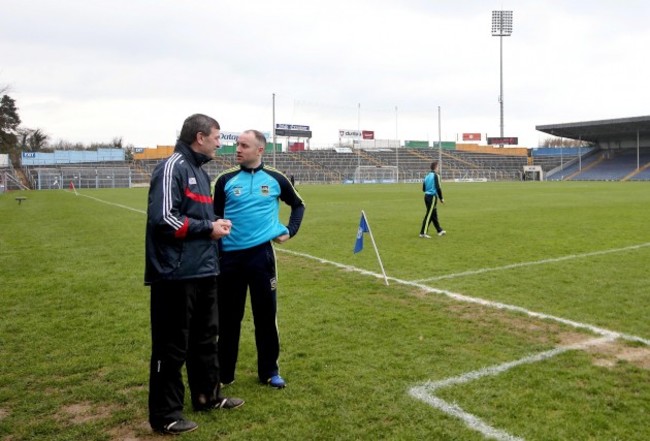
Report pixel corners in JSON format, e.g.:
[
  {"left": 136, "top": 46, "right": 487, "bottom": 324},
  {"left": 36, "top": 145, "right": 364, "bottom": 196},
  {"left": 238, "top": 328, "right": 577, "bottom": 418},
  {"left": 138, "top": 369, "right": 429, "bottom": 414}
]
[
  {"left": 218, "top": 241, "right": 280, "bottom": 384},
  {"left": 148, "top": 277, "right": 222, "bottom": 428},
  {"left": 420, "top": 194, "right": 443, "bottom": 235}
]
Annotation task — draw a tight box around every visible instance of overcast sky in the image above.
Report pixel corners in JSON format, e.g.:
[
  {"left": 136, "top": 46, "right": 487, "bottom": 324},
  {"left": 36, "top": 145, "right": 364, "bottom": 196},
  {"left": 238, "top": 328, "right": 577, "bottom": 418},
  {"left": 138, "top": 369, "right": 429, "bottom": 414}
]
[{"left": 2, "top": 0, "right": 650, "bottom": 148}]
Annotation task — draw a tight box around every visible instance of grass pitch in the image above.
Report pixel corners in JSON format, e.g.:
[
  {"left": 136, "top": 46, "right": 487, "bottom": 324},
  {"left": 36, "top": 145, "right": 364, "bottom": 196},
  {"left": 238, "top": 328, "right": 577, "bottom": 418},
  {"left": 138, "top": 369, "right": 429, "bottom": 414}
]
[{"left": 1, "top": 181, "right": 649, "bottom": 440}]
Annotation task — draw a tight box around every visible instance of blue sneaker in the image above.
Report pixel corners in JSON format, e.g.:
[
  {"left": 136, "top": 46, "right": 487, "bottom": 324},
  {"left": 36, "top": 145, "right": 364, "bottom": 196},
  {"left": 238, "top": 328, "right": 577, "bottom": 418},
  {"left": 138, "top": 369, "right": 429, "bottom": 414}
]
[{"left": 266, "top": 375, "right": 286, "bottom": 389}]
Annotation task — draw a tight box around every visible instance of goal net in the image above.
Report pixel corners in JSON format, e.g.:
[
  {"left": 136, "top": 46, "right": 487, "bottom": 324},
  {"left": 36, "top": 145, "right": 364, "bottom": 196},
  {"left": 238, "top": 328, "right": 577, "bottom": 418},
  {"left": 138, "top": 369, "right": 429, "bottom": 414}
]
[{"left": 353, "top": 166, "right": 398, "bottom": 184}]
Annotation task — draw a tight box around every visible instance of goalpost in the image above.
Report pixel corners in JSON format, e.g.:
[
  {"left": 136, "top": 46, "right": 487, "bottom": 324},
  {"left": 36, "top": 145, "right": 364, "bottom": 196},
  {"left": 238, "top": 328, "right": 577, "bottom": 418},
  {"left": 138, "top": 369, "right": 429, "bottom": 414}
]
[{"left": 353, "top": 166, "right": 398, "bottom": 184}]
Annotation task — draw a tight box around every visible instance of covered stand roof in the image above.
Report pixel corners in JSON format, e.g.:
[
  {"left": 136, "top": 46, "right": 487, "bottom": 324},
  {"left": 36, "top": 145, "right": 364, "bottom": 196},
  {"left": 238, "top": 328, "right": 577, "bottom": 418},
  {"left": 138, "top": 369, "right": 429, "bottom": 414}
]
[{"left": 536, "top": 116, "right": 650, "bottom": 148}]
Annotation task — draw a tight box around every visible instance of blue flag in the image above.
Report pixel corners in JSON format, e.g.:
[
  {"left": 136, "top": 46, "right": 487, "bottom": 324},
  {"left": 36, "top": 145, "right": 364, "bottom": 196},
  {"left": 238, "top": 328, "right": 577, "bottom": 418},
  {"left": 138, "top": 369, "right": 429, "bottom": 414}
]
[{"left": 354, "top": 212, "right": 370, "bottom": 253}]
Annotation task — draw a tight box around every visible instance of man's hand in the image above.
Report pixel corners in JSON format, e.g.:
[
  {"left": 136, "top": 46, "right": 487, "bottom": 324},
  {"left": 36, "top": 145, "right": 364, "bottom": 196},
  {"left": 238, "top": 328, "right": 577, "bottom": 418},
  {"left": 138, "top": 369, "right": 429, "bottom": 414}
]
[
  {"left": 210, "top": 219, "right": 232, "bottom": 239},
  {"left": 273, "top": 234, "right": 290, "bottom": 244}
]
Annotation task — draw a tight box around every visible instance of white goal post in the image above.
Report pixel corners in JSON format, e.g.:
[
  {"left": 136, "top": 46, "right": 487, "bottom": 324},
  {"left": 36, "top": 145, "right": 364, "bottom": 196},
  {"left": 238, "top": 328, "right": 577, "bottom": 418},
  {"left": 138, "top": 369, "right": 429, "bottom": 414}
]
[{"left": 353, "top": 166, "right": 398, "bottom": 183}]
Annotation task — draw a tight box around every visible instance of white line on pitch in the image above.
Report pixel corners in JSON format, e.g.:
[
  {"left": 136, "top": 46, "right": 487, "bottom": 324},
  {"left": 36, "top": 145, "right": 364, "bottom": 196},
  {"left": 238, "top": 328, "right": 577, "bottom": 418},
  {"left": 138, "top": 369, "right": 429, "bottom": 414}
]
[
  {"left": 68, "top": 190, "right": 147, "bottom": 214},
  {"left": 413, "top": 242, "right": 650, "bottom": 283},
  {"left": 278, "top": 248, "right": 650, "bottom": 347},
  {"left": 409, "top": 336, "right": 616, "bottom": 441},
  {"left": 278, "top": 248, "right": 648, "bottom": 440}
]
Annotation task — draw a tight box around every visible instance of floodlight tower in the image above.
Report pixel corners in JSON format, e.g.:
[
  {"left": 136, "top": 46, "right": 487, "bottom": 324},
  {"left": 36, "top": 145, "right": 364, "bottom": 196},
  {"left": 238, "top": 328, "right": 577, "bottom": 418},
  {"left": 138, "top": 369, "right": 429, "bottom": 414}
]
[{"left": 491, "top": 10, "right": 513, "bottom": 143}]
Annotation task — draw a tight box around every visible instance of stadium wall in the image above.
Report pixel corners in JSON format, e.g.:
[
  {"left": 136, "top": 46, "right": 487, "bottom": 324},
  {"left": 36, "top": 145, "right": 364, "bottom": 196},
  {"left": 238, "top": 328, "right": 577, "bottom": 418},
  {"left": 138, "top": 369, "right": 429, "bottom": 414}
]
[
  {"left": 531, "top": 147, "right": 594, "bottom": 156},
  {"left": 133, "top": 146, "right": 174, "bottom": 160},
  {"left": 360, "top": 139, "right": 400, "bottom": 148},
  {"left": 404, "top": 140, "right": 429, "bottom": 148},
  {"left": 21, "top": 148, "right": 125, "bottom": 166},
  {"left": 432, "top": 141, "right": 457, "bottom": 150},
  {"left": 455, "top": 143, "right": 529, "bottom": 156}
]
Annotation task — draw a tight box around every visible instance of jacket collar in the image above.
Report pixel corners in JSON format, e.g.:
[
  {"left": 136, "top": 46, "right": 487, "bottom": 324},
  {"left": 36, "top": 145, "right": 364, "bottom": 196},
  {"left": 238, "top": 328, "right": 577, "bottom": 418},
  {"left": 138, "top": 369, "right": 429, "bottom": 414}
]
[
  {"left": 175, "top": 140, "right": 212, "bottom": 166},
  {"left": 239, "top": 161, "right": 264, "bottom": 173}
]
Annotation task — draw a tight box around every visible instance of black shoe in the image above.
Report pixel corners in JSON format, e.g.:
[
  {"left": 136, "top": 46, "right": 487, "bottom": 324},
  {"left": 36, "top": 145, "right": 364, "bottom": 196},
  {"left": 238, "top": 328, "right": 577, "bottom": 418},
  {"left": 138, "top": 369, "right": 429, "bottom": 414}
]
[
  {"left": 194, "top": 396, "right": 245, "bottom": 411},
  {"left": 153, "top": 418, "right": 198, "bottom": 435}
]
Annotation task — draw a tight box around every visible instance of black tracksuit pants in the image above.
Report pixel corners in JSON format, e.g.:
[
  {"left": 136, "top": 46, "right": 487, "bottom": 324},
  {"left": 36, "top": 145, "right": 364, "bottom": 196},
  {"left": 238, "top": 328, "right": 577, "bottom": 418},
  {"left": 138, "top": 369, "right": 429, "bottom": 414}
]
[
  {"left": 420, "top": 194, "right": 443, "bottom": 235},
  {"left": 218, "top": 242, "right": 280, "bottom": 384},
  {"left": 148, "top": 277, "right": 221, "bottom": 428}
]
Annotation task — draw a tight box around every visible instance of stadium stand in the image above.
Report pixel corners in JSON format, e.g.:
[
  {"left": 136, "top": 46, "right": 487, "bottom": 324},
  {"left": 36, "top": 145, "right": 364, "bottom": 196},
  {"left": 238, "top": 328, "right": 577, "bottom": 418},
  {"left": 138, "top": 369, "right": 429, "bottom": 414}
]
[
  {"left": 24, "top": 163, "right": 140, "bottom": 189},
  {"left": 537, "top": 115, "right": 650, "bottom": 180},
  {"left": 629, "top": 165, "right": 650, "bottom": 181},
  {"left": 545, "top": 149, "right": 602, "bottom": 181},
  {"left": 6, "top": 115, "right": 649, "bottom": 190},
  {"left": 570, "top": 150, "right": 650, "bottom": 181},
  {"left": 0, "top": 167, "right": 27, "bottom": 192},
  {"left": 12, "top": 147, "right": 583, "bottom": 189}
]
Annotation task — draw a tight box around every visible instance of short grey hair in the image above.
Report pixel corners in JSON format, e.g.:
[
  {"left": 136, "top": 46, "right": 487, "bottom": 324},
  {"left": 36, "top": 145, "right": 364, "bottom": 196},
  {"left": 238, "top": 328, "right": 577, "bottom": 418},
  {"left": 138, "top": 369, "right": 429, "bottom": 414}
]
[{"left": 179, "top": 114, "right": 220, "bottom": 144}]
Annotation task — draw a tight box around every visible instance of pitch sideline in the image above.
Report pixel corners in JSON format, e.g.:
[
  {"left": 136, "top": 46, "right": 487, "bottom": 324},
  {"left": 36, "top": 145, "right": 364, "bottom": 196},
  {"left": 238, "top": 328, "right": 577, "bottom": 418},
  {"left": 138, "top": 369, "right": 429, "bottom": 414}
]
[{"left": 414, "top": 242, "right": 650, "bottom": 283}]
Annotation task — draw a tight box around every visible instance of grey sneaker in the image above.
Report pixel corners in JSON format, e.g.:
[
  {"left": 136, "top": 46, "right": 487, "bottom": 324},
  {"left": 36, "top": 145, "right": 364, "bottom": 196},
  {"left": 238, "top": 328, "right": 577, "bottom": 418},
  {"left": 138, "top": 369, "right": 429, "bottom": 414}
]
[
  {"left": 437, "top": 230, "right": 446, "bottom": 236},
  {"left": 153, "top": 419, "right": 198, "bottom": 435},
  {"left": 419, "top": 234, "right": 432, "bottom": 239},
  {"left": 194, "top": 396, "right": 244, "bottom": 411},
  {"left": 211, "top": 397, "right": 245, "bottom": 409}
]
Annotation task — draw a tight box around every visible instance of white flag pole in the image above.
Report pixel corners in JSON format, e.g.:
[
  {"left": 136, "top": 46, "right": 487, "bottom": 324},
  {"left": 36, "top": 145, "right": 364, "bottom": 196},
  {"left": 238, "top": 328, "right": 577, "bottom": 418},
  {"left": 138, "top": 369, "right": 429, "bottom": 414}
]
[{"left": 361, "top": 210, "right": 389, "bottom": 286}]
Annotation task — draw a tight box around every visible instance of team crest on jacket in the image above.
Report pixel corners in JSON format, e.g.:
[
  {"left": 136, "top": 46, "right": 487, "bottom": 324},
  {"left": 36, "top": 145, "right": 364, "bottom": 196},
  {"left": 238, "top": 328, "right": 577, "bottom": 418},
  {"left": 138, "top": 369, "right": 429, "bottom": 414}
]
[
  {"left": 261, "top": 185, "right": 270, "bottom": 195},
  {"left": 188, "top": 177, "right": 197, "bottom": 185},
  {"left": 233, "top": 186, "right": 243, "bottom": 196}
]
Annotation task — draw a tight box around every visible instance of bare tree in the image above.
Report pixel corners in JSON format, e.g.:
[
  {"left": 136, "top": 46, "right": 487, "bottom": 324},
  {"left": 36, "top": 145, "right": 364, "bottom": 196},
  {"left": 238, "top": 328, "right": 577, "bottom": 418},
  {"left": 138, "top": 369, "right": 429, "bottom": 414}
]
[
  {"left": 53, "top": 139, "right": 85, "bottom": 150},
  {"left": 541, "top": 137, "right": 592, "bottom": 148}
]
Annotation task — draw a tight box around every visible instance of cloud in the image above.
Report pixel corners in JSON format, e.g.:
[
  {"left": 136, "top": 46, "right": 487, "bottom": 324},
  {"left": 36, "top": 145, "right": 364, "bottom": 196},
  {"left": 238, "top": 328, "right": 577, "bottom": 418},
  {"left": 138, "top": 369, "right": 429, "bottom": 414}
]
[{"left": 2, "top": 0, "right": 650, "bottom": 147}]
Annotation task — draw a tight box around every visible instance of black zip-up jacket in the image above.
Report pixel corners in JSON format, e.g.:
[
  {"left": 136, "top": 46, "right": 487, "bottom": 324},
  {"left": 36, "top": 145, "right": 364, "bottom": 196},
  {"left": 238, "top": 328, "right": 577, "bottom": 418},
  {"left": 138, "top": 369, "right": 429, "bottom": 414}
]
[{"left": 144, "top": 141, "right": 218, "bottom": 285}]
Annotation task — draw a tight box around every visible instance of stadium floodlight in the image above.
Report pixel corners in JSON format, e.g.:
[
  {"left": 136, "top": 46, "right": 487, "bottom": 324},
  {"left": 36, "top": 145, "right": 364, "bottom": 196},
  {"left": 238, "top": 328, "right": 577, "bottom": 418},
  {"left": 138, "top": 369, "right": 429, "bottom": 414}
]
[
  {"left": 491, "top": 10, "right": 513, "bottom": 36},
  {"left": 491, "top": 10, "right": 513, "bottom": 145}
]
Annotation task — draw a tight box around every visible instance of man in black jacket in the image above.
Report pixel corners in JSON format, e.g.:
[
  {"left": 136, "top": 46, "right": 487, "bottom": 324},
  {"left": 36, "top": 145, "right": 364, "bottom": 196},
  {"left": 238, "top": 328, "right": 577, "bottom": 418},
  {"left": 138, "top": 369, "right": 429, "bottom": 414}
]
[{"left": 145, "top": 114, "right": 243, "bottom": 435}]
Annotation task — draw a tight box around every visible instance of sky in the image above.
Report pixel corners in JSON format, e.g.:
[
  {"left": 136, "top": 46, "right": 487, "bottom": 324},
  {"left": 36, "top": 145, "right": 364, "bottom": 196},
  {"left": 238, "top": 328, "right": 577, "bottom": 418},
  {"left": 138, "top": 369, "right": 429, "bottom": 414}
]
[{"left": 2, "top": 0, "right": 650, "bottom": 149}]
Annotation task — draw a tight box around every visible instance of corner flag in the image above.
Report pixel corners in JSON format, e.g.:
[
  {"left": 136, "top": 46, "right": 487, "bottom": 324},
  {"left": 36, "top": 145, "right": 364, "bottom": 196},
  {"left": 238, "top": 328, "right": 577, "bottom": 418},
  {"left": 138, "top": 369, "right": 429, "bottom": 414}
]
[
  {"left": 353, "top": 212, "right": 369, "bottom": 253},
  {"left": 352, "top": 210, "right": 389, "bottom": 286}
]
